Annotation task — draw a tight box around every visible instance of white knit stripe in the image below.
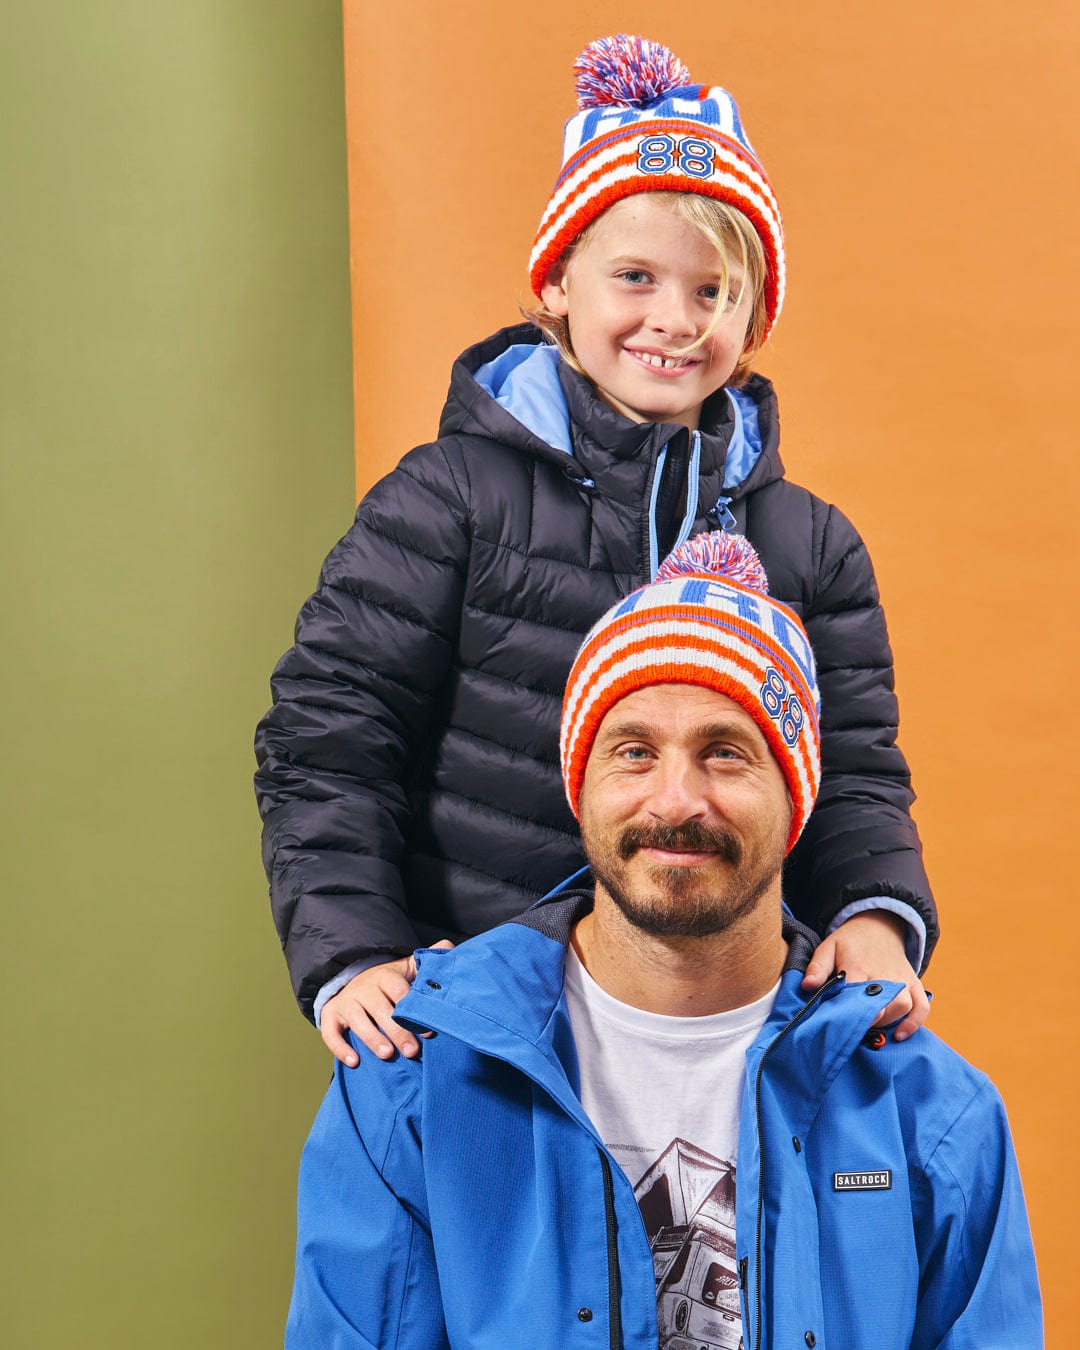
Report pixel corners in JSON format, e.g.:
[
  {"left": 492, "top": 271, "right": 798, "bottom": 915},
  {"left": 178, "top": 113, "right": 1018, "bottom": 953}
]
[
  {"left": 701, "top": 86, "right": 747, "bottom": 144},
  {"left": 561, "top": 617, "right": 735, "bottom": 752},
  {"left": 708, "top": 91, "right": 738, "bottom": 136},
  {"left": 533, "top": 149, "right": 780, "bottom": 270},
  {"left": 562, "top": 632, "right": 817, "bottom": 773},
  {"left": 561, "top": 621, "right": 815, "bottom": 761},
  {"left": 671, "top": 94, "right": 717, "bottom": 120},
  {"left": 560, "top": 94, "right": 745, "bottom": 160},
  {"left": 540, "top": 136, "right": 668, "bottom": 239},
  {"left": 561, "top": 614, "right": 817, "bottom": 757},
  {"left": 792, "top": 714, "right": 821, "bottom": 809},
  {"left": 530, "top": 139, "right": 781, "bottom": 277},
  {"left": 564, "top": 644, "right": 766, "bottom": 771},
  {"left": 561, "top": 104, "right": 675, "bottom": 157}
]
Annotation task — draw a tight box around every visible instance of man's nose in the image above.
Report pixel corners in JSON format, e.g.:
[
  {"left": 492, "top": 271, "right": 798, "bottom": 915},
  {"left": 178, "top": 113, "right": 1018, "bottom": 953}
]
[{"left": 644, "top": 759, "right": 709, "bottom": 823}]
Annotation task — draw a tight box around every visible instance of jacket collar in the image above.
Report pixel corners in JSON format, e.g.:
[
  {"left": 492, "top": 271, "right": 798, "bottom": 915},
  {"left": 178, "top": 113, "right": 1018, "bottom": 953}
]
[
  {"left": 398, "top": 886, "right": 903, "bottom": 1138},
  {"left": 439, "top": 324, "right": 785, "bottom": 506},
  {"left": 399, "top": 886, "right": 846, "bottom": 1046}
]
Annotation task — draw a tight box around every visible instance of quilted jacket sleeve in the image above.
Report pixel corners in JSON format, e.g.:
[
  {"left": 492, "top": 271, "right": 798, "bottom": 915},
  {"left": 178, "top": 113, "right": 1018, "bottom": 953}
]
[
  {"left": 254, "top": 441, "right": 471, "bottom": 1019},
  {"left": 780, "top": 501, "right": 940, "bottom": 967}
]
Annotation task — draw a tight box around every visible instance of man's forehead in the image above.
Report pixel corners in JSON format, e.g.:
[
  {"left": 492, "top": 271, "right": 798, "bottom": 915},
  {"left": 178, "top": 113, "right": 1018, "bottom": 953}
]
[{"left": 595, "top": 683, "right": 760, "bottom": 738}]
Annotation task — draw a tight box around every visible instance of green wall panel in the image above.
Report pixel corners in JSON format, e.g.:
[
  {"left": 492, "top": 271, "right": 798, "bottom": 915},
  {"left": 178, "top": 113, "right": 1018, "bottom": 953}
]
[{"left": 2, "top": 4, "right": 353, "bottom": 1344}]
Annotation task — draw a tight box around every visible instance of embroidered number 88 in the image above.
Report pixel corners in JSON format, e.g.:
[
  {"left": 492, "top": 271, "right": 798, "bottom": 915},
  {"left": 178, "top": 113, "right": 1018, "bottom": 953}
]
[
  {"left": 679, "top": 138, "right": 714, "bottom": 179},
  {"left": 636, "top": 134, "right": 715, "bottom": 179},
  {"left": 760, "top": 668, "right": 787, "bottom": 717},
  {"left": 761, "top": 667, "right": 804, "bottom": 747},
  {"left": 637, "top": 136, "right": 675, "bottom": 173},
  {"left": 780, "top": 697, "right": 804, "bottom": 747}
]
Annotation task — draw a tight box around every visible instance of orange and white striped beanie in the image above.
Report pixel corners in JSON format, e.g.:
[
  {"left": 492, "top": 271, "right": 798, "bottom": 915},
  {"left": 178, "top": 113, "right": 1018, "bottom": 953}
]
[
  {"left": 529, "top": 35, "right": 784, "bottom": 340},
  {"left": 560, "top": 532, "right": 821, "bottom": 853}
]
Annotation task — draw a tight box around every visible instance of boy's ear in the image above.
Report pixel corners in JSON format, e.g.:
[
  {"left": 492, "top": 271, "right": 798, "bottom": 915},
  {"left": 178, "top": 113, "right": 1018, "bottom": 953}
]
[{"left": 540, "top": 262, "right": 570, "bottom": 317}]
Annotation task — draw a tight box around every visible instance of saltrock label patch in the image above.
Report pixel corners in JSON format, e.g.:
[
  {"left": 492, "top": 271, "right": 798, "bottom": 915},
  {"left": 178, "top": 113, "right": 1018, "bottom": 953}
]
[{"left": 833, "top": 1170, "right": 892, "bottom": 1191}]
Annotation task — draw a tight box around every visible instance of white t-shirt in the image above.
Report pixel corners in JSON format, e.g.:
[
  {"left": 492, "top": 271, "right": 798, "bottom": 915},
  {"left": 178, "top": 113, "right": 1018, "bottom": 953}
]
[{"left": 564, "top": 947, "right": 778, "bottom": 1350}]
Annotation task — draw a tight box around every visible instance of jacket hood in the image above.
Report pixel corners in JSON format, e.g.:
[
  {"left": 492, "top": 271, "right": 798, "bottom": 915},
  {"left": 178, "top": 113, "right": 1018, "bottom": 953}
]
[{"left": 438, "top": 323, "right": 785, "bottom": 500}]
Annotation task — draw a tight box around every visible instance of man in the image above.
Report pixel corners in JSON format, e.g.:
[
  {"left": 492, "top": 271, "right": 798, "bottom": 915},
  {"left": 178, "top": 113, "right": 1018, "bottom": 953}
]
[{"left": 287, "top": 533, "right": 1041, "bottom": 1349}]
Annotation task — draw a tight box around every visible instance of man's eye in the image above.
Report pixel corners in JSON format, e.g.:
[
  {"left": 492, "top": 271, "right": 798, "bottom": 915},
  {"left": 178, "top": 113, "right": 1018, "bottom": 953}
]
[{"left": 622, "top": 745, "right": 651, "bottom": 760}]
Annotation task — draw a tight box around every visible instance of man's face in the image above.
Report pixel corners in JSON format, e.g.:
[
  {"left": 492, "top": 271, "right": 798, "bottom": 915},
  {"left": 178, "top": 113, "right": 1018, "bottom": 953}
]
[{"left": 578, "top": 683, "right": 792, "bottom": 938}]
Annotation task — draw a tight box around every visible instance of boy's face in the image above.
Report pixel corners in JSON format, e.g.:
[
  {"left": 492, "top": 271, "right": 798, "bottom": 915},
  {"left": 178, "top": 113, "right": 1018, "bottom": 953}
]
[{"left": 540, "top": 194, "right": 754, "bottom": 432}]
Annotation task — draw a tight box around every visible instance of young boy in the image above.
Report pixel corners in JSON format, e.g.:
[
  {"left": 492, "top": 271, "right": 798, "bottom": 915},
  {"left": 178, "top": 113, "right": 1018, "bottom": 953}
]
[{"left": 255, "top": 34, "right": 936, "bottom": 1065}]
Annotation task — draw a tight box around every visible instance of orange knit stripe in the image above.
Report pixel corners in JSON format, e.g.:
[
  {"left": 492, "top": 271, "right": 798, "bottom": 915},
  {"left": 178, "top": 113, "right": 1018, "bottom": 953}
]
[
  {"left": 554, "top": 119, "right": 775, "bottom": 195},
  {"left": 564, "top": 661, "right": 814, "bottom": 849},
  {"left": 531, "top": 149, "right": 781, "bottom": 312},
  {"left": 570, "top": 614, "right": 815, "bottom": 724}
]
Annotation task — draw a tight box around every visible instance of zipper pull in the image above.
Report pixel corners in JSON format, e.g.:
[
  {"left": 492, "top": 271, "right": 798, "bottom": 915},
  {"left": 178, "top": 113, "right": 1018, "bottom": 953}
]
[
  {"left": 711, "top": 495, "right": 737, "bottom": 531},
  {"left": 738, "top": 1256, "right": 748, "bottom": 1292},
  {"left": 562, "top": 464, "right": 596, "bottom": 492}
]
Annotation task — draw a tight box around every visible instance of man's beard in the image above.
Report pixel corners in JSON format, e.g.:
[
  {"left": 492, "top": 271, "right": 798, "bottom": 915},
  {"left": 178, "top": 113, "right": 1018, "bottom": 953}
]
[{"left": 585, "top": 818, "right": 781, "bottom": 939}]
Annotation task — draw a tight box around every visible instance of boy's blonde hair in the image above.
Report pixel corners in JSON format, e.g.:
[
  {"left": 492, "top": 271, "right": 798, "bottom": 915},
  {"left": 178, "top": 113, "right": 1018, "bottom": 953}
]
[{"left": 527, "top": 192, "right": 768, "bottom": 390}]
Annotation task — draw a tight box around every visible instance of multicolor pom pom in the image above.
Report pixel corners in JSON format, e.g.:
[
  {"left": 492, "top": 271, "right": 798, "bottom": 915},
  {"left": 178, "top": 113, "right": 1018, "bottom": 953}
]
[
  {"left": 655, "top": 531, "right": 771, "bottom": 594},
  {"left": 574, "top": 35, "right": 692, "bottom": 111}
]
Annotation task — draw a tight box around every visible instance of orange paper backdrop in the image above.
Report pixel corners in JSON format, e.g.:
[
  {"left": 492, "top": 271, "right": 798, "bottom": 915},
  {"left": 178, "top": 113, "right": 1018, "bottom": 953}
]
[{"left": 344, "top": 3, "right": 1078, "bottom": 1340}]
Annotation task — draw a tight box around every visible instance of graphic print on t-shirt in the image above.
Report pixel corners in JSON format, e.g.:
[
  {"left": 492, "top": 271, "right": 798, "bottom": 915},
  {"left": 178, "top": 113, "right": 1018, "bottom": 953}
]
[{"left": 631, "top": 1137, "right": 742, "bottom": 1350}]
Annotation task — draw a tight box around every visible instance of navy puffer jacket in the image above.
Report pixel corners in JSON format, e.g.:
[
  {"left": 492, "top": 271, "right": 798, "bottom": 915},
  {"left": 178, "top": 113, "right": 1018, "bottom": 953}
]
[{"left": 255, "top": 324, "right": 936, "bottom": 1019}]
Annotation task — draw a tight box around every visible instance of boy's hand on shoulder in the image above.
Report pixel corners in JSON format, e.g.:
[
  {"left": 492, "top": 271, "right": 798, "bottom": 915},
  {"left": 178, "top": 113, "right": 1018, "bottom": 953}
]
[
  {"left": 801, "top": 911, "right": 930, "bottom": 1042},
  {"left": 321, "top": 941, "right": 455, "bottom": 1067}
]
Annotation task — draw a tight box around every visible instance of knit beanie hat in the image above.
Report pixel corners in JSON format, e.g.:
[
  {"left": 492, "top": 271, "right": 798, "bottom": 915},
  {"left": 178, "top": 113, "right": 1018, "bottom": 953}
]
[
  {"left": 529, "top": 34, "right": 785, "bottom": 340},
  {"left": 561, "top": 533, "right": 820, "bottom": 852}
]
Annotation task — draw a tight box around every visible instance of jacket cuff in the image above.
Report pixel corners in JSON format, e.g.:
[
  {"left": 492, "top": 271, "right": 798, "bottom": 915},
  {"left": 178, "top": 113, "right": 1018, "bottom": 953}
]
[
  {"left": 827, "top": 897, "right": 927, "bottom": 974},
  {"left": 313, "top": 955, "right": 401, "bottom": 1029}
]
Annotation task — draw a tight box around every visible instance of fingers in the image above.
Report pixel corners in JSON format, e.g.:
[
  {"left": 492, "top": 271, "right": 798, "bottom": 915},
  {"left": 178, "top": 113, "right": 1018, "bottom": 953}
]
[
  {"left": 321, "top": 961, "right": 424, "bottom": 1065},
  {"left": 872, "top": 981, "right": 931, "bottom": 1042},
  {"left": 321, "top": 1015, "right": 361, "bottom": 1068},
  {"left": 800, "top": 935, "right": 838, "bottom": 991},
  {"left": 890, "top": 982, "right": 931, "bottom": 1042},
  {"left": 321, "top": 1004, "right": 420, "bottom": 1063}
]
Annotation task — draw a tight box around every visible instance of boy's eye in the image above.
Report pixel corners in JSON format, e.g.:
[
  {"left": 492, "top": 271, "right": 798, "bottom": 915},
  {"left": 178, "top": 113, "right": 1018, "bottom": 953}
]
[
  {"left": 699, "top": 285, "right": 720, "bottom": 303},
  {"left": 617, "top": 270, "right": 651, "bottom": 285}
]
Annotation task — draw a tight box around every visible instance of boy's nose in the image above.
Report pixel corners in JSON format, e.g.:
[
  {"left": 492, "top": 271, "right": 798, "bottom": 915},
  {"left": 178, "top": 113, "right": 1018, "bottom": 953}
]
[{"left": 648, "top": 288, "right": 696, "bottom": 340}]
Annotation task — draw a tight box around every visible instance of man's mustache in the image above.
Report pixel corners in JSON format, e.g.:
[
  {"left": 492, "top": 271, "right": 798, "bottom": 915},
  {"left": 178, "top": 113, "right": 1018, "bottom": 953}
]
[{"left": 616, "top": 821, "right": 742, "bottom": 864}]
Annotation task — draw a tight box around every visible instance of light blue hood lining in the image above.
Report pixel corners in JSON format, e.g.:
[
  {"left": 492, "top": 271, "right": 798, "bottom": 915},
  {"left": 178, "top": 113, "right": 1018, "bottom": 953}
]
[
  {"left": 473, "top": 341, "right": 764, "bottom": 489},
  {"left": 473, "top": 343, "right": 573, "bottom": 455},
  {"left": 723, "top": 385, "right": 762, "bottom": 489}
]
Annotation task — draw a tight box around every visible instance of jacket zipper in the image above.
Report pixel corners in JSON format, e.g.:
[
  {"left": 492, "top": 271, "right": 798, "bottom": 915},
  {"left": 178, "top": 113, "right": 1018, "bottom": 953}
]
[
  {"left": 750, "top": 973, "right": 844, "bottom": 1350},
  {"left": 599, "top": 1149, "right": 623, "bottom": 1349},
  {"left": 646, "top": 443, "right": 669, "bottom": 578},
  {"left": 646, "top": 430, "right": 702, "bottom": 577}
]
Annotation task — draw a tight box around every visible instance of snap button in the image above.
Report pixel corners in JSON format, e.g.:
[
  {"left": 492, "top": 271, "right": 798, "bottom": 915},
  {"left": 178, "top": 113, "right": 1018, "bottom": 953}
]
[
  {"left": 426, "top": 980, "right": 442, "bottom": 990},
  {"left": 792, "top": 1136, "right": 802, "bottom": 1154},
  {"left": 805, "top": 1333, "right": 817, "bottom": 1347},
  {"left": 865, "top": 983, "right": 883, "bottom": 996},
  {"left": 577, "top": 1307, "right": 593, "bottom": 1323}
]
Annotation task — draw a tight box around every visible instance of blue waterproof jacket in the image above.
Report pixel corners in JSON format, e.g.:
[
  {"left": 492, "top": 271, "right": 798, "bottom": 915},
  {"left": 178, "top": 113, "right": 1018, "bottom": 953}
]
[{"left": 288, "top": 890, "right": 1040, "bottom": 1349}]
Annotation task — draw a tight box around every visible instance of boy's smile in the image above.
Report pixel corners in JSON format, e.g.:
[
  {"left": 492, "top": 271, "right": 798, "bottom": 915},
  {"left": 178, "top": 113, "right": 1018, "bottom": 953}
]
[{"left": 540, "top": 194, "right": 755, "bottom": 432}]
